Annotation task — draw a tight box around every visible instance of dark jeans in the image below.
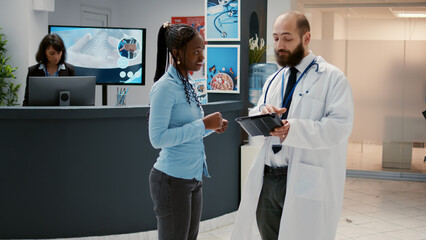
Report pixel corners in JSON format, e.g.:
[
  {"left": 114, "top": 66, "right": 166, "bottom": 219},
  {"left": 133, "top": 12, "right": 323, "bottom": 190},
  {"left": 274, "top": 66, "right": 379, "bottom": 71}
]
[
  {"left": 149, "top": 168, "right": 203, "bottom": 240},
  {"left": 256, "top": 166, "right": 288, "bottom": 240}
]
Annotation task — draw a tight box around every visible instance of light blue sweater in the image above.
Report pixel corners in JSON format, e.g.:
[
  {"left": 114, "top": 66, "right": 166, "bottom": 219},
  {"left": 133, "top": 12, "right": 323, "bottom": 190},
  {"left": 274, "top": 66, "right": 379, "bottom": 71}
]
[{"left": 148, "top": 66, "right": 213, "bottom": 181}]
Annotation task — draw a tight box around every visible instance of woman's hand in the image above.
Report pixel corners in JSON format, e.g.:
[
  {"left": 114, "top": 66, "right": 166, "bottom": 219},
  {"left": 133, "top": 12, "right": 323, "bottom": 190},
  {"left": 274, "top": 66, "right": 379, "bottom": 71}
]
[
  {"left": 203, "top": 112, "right": 223, "bottom": 130},
  {"left": 214, "top": 118, "right": 228, "bottom": 134}
]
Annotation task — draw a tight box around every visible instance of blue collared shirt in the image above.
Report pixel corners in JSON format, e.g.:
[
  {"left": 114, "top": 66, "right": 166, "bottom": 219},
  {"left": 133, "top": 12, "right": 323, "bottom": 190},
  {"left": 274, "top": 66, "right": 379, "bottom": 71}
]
[
  {"left": 39, "top": 63, "right": 66, "bottom": 76},
  {"left": 148, "top": 66, "right": 213, "bottom": 181}
]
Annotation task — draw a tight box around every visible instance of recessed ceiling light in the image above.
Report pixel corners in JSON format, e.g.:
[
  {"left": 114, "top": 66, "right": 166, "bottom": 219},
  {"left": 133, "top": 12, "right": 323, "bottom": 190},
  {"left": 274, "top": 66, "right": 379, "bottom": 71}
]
[
  {"left": 392, "top": 10, "right": 426, "bottom": 18},
  {"left": 395, "top": 13, "right": 426, "bottom": 18}
]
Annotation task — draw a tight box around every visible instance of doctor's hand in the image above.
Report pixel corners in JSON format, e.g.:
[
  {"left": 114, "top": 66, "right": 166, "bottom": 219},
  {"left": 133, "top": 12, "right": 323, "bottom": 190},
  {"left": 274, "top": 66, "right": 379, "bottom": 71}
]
[
  {"left": 203, "top": 112, "right": 223, "bottom": 130},
  {"left": 214, "top": 118, "right": 228, "bottom": 134},
  {"left": 261, "top": 104, "right": 287, "bottom": 117},
  {"left": 270, "top": 120, "right": 290, "bottom": 142}
]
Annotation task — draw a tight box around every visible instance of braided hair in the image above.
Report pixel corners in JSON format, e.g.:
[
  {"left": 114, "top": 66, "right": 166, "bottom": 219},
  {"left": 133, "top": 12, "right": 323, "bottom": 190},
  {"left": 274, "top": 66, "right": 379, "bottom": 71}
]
[{"left": 154, "top": 23, "right": 201, "bottom": 107}]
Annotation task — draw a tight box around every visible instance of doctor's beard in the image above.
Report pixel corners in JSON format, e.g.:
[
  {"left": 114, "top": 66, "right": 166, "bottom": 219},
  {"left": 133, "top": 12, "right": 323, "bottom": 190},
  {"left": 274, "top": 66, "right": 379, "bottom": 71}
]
[{"left": 274, "top": 41, "right": 305, "bottom": 67}]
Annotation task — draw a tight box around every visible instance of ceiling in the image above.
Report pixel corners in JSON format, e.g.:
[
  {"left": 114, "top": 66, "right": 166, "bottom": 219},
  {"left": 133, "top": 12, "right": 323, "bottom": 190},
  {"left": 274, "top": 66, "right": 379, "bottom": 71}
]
[{"left": 299, "top": 0, "right": 426, "bottom": 19}]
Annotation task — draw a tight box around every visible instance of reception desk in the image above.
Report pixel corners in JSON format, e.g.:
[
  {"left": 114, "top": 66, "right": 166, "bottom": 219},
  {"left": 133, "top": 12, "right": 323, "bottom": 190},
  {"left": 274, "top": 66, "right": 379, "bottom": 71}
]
[{"left": 0, "top": 101, "right": 243, "bottom": 239}]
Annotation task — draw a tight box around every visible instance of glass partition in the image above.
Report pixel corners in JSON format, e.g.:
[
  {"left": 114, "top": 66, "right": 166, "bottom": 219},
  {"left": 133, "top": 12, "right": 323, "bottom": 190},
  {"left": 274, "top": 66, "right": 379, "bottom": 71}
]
[{"left": 310, "top": 39, "right": 426, "bottom": 176}]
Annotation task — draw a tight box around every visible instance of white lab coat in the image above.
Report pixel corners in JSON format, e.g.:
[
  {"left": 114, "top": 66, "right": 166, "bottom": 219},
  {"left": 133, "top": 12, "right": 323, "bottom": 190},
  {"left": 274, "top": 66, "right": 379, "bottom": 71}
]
[{"left": 231, "top": 54, "right": 354, "bottom": 240}]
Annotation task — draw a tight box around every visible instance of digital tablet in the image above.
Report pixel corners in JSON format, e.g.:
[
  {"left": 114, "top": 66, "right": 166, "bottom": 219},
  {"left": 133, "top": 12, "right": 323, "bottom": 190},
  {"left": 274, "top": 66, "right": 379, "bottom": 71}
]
[{"left": 235, "top": 113, "right": 283, "bottom": 137}]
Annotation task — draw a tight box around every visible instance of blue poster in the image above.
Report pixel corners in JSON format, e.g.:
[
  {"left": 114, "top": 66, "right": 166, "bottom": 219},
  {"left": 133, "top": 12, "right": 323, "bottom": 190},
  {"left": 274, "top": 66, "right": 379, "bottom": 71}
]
[
  {"left": 205, "top": 0, "right": 240, "bottom": 41},
  {"left": 206, "top": 45, "right": 240, "bottom": 93}
]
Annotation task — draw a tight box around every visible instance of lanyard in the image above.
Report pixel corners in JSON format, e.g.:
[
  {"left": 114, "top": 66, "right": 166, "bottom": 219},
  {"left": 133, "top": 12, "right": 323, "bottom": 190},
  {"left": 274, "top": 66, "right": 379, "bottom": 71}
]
[
  {"left": 263, "top": 58, "right": 319, "bottom": 106},
  {"left": 281, "top": 59, "right": 317, "bottom": 109},
  {"left": 263, "top": 68, "right": 284, "bottom": 105}
]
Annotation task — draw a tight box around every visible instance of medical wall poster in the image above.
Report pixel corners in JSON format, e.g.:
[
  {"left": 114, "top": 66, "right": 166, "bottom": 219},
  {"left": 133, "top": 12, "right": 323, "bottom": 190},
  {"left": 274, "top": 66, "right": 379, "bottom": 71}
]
[
  {"left": 205, "top": 0, "right": 240, "bottom": 41},
  {"left": 206, "top": 45, "right": 240, "bottom": 93},
  {"left": 171, "top": 16, "right": 205, "bottom": 40},
  {"left": 193, "top": 78, "right": 208, "bottom": 104}
]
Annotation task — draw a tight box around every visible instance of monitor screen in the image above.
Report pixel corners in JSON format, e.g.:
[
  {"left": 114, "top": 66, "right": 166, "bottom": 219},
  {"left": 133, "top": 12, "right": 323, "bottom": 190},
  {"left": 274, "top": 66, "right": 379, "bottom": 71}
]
[
  {"left": 49, "top": 25, "right": 146, "bottom": 85},
  {"left": 28, "top": 76, "right": 96, "bottom": 106}
]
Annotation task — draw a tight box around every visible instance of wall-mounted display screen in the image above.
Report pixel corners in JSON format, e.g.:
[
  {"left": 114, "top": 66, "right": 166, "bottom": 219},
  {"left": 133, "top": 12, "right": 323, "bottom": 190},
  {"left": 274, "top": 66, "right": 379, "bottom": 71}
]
[{"left": 49, "top": 25, "right": 146, "bottom": 85}]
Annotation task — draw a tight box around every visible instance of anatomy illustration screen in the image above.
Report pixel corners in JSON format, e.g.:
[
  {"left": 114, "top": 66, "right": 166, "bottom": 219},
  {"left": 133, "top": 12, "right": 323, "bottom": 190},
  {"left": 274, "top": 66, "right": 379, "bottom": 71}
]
[{"left": 49, "top": 25, "right": 146, "bottom": 85}]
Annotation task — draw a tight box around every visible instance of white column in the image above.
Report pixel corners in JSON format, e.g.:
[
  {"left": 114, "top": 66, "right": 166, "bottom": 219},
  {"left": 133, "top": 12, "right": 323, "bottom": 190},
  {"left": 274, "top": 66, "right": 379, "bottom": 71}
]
[
  {"left": 321, "top": 12, "right": 347, "bottom": 40},
  {"left": 33, "top": 0, "right": 55, "bottom": 12},
  {"left": 322, "top": 12, "right": 335, "bottom": 40}
]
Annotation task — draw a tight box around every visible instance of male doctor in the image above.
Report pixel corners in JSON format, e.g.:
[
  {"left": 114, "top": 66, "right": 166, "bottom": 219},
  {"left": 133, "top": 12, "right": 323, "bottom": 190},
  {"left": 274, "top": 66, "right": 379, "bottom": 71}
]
[{"left": 231, "top": 11, "right": 354, "bottom": 240}]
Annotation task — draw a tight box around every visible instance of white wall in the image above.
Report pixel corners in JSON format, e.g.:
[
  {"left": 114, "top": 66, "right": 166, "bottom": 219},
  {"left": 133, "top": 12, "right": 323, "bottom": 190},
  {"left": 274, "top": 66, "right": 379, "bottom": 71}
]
[
  {"left": 3, "top": 0, "right": 426, "bottom": 106},
  {"left": 305, "top": 12, "right": 426, "bottom": 142},
  {"left": 49, "top": 0, "right": 120, "bottom": 26},
  {"left": 0, "top": 0, "right": 204, "bottom": 106},
  {"left": 48, "top": 0, "right": 204, "bottom": 106},
  {"left": 266, "top": 0, "right": 302, "bottom": 63},
  {"left": 115, "top": 0, "right": 204, "bottom": 105},
  {"left": 333, "top": 13, "right": 346, "bottom": 40},
  {"left": 0, "top": 0, "right": 50, "bottom": 103},
  {"left": 48, "top": 0, "right": 122, "bottom": 106},
  {"left": 306, "top": 10, "right": 323, "bottom": 40},
  {"left": 346, "top": 18, "right": 426, "bottom": 41},
  {"left": 264, "top": 5, "right": 426, "bottom": 143},
  {"left": 305, "top": 10, "right": 426, "bottom": 41}
]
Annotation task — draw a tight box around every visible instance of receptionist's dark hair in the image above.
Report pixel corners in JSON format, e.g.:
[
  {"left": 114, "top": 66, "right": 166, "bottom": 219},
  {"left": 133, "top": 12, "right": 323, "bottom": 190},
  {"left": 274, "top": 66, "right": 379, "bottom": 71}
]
[
  {"left": 154, "top": 23, "right": 200, "bottom": 106},
  {"left": 35, "top": 33, "right": 67, "bottom": 65}
]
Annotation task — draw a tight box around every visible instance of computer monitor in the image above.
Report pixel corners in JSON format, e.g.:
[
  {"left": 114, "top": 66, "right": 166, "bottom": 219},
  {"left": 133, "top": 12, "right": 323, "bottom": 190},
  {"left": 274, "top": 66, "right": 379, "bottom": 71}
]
[{"left": 28, "top": 76, "right": 96, "bottom": 106}]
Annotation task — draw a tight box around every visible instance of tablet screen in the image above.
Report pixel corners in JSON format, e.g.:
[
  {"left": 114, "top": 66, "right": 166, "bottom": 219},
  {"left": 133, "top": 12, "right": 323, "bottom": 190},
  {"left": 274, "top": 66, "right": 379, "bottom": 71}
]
[{"left": 235, "top": 113, "right": 283, "bottom": 137}]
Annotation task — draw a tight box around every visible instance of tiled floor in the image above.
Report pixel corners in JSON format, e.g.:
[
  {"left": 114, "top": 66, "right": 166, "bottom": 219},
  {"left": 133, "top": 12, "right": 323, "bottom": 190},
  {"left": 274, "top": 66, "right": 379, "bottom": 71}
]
[
  {"left": 41, "top": 140, "right": 425, "bottom": 240},
  {"left": 33, "top": 177, "right": 425, "bottom": 240},
  {"left": 197, "top": 177, "right": 426, "bottom": 240}
]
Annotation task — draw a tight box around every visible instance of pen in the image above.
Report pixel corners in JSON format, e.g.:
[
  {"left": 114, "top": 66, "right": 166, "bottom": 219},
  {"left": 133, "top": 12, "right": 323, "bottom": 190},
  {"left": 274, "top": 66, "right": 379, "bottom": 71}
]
[
  {"left": 116, "top": 87, "right": 120, "bottom": 106},
  {"left": 120, "top": 88, "right": 128, "bottom": 105}
]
